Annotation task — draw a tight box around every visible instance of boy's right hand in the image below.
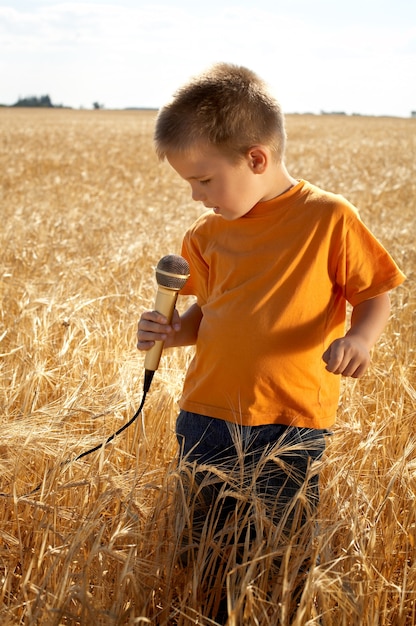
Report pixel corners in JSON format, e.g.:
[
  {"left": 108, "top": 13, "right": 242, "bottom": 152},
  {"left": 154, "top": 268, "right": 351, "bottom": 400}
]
[{"left": 136, "top": 309, "right": 181, "bottom": 351}]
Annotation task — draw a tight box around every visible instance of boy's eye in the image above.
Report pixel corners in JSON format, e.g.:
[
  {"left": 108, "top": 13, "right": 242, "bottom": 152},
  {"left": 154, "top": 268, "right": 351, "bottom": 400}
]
[{"left": 200, "top": 179, "right": 211, "bottom": 185}]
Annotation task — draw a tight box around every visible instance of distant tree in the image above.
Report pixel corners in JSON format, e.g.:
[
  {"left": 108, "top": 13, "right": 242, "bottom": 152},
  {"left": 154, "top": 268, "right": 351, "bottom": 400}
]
[
  {"left": 13, "top": 95, "right": 53, "bottom": 108},
  {"left": 93, "top": 102, "right": 104, "bottom": 110},
  {"left": 320, "top": 110, "right": 347, "bottom": 116}
]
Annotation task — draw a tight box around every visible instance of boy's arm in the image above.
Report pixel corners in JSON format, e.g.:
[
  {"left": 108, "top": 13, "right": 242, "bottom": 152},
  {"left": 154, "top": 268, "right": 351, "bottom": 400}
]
[
  {"left": 322, "top": 292, "right": 391, "bottom": 378},
  {"left": 137, "top": 302, "right": 202, "bottom": 351}
]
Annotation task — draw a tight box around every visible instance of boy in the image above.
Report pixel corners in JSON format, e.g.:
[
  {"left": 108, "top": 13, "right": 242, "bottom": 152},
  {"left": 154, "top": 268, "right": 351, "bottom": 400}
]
[{"left": 137, "top": 63, "right": 405, "bottom": 621}]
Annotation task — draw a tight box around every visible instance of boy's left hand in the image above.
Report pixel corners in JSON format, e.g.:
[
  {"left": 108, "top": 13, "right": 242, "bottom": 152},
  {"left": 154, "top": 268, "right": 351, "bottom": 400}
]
[{"left": 322, "top": 336, "right": 371, "bottom": 378}]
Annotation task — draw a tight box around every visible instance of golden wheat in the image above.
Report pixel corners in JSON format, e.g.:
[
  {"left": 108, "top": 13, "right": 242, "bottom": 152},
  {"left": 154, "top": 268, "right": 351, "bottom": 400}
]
[{"left": 0, "top": 108, "right": 414, "bottom": 625}]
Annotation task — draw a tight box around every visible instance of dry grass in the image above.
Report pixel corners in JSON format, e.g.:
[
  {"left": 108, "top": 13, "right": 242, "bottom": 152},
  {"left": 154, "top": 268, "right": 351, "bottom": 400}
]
[{"left": 0, "top": 108, "right": 414, "bottom": 625}]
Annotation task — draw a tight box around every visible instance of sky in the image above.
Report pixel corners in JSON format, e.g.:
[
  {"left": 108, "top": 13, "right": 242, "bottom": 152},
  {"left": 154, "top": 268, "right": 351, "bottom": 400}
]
[{"left": 1, "top": 0, "right": 415, "bottom": 117}]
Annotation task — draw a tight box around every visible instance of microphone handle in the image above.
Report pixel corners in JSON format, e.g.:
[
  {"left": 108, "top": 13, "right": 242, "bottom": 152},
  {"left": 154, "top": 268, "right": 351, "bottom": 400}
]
[{"left": 144, "top": 286, "right": 178, "bottom": 372}]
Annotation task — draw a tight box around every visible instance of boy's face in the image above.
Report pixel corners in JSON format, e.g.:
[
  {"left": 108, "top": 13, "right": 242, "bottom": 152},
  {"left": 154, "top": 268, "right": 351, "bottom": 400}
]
[{"left": 166, "top": 144, "right": 271, "bottom": 221}]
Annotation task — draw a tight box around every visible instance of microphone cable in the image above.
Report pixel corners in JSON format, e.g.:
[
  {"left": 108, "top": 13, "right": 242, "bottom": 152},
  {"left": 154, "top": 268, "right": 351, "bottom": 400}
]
[
  {"left": 0, "top": 253, "right": 189, "bottom": 499},
  {"left": 69, "top": 369, "right": 154, "bottom": 464},
  {"left": 0, "top": 370, "right": 155, "bottom": 499}
]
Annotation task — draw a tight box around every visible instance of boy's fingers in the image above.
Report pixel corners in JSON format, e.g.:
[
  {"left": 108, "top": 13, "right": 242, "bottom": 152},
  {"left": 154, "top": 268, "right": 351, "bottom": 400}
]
[
  {"left": 321, "top": 346, "right": 331, "bottom": 364},
  {"left": 141, "top": 310, "right": 168, "bottom": 324},
  {"left": 137, "top": 313, "right": 169, "bottom": 351},
  {"left": 323, "top": 339, "right": 370, "bottom": 378},
  {"left": 171, "top": 308, "right": 181, "bottom": 331},
  {"left": 137, "top": 325, "right": 168, "bottom": 341},
  {"left": 322, "top": 342, "right": 348, "bottom": 374},
  {"left": 137, "top": 309, "right": 181, "bottom": 350}
]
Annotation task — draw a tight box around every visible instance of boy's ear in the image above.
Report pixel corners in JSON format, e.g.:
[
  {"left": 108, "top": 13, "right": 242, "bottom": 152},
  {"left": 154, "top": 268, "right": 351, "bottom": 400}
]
[{"left": 247, "top": 146, "right": 268, "bottom": 173}]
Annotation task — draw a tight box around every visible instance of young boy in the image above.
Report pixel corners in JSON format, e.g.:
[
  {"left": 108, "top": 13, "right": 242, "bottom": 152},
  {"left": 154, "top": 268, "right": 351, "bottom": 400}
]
[{"left": 137, "top": 63, "right": 405, "bottom": 621}]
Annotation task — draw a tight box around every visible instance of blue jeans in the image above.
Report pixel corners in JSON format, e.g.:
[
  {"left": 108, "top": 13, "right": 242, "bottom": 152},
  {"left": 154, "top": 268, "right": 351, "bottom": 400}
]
[
  {"left": 175, "top": 411, "right": 329, "bottom": 622},
  {"left": 176, "top": 410, "right": 328, "bottom": 533}
]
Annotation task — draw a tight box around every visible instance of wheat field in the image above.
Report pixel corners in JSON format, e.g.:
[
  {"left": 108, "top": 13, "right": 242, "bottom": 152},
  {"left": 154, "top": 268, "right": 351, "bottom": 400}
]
[{"left": 0, "top": 108, "right": 415, "bottom": 625}]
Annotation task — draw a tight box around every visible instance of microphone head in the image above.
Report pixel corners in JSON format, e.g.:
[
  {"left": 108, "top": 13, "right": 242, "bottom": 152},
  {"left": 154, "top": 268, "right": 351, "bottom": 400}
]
[{"left": 155, "top": 254, "right": 190, "bottom": 290}]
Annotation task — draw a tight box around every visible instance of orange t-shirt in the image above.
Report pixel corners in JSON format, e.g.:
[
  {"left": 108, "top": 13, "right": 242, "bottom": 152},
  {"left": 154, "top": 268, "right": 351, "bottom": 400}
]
[{"left": 179, "top": 180, "right": 405, "bottom": 428}]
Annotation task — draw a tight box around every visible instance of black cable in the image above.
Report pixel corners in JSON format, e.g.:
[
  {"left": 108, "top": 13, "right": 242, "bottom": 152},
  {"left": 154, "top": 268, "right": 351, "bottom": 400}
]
[
  {"left": 0, "top": 370, "right": 155, "bottom": 498},
  {"left": 73, "top": 370, "right": 153, "bottom": 463}
]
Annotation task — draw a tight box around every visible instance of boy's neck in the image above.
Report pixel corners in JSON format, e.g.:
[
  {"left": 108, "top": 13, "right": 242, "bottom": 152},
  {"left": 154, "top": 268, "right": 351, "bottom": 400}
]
[{"left": 260, "top": 161, "right": 298, "bottom": 202}]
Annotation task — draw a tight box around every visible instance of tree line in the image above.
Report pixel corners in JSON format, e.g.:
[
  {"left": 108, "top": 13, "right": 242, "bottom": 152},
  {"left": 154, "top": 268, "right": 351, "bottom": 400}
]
[
  {"left": 12, "top": 95, "right": 56, "bottom": 108},
  {"left": 10, "top": 95, "right": 105, "bottom": 109}
]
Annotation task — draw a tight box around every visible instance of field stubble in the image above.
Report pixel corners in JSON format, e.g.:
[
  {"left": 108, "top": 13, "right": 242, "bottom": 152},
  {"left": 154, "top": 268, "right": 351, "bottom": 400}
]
[{"left": 0, "top": 109, "right": 415, "bottom": 625}]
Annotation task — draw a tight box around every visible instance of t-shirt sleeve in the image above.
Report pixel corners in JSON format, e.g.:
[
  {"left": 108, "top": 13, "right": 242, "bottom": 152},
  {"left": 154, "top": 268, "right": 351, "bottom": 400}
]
[
  {"left": 336, "top": 204, "right": 406, "bottom": 306},
  {"left": 179, "top": 228, "right": 209, "bottom": 305}
]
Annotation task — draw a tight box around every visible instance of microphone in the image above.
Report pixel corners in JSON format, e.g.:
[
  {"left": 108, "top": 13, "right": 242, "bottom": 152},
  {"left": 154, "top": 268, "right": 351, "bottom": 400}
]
[{"left": 143, "top": 254, "right": 190, "bottom": 393}]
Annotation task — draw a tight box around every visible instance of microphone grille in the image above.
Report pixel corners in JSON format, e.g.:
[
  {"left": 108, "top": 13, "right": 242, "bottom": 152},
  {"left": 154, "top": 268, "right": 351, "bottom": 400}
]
[{"left": 155, "top": 254, "right": 190, "bottom": 290}]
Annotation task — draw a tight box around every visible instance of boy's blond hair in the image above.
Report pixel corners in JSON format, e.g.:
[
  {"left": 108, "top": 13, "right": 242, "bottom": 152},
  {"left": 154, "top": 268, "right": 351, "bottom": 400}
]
[{"left": 154, "top": 63, "right": 286, "bottom": 162}]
